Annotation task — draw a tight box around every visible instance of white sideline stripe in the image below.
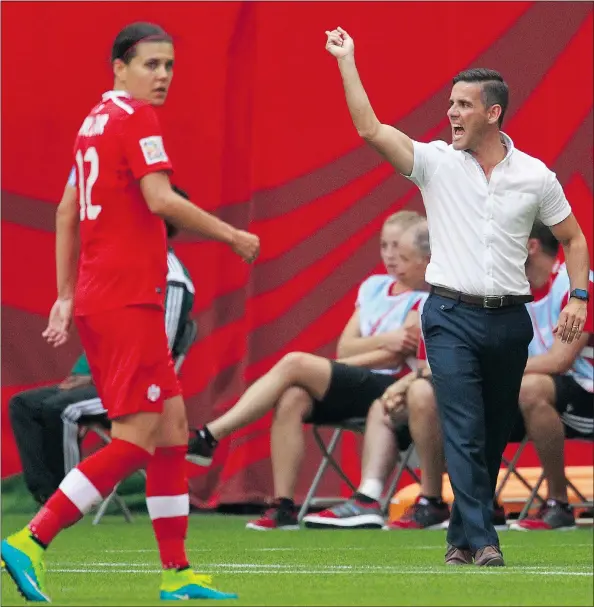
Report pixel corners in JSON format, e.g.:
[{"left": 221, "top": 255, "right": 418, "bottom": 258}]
[
  {"left": 59, "top": 468, "right": 102, "bottom": 513},
  {"left": 105, "top": 542, "right": 594, "bottom": 553},
  {"left": 146, "top": 494, "right": 189, "bottom": 520},
  {"left": 47, "top": 566, "right": 593, "bottom": 577}
]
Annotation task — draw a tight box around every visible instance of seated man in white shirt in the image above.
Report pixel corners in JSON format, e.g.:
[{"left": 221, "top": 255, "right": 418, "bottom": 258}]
[{"left": 187, "top": 213, "right": 430, "bottom": 529}]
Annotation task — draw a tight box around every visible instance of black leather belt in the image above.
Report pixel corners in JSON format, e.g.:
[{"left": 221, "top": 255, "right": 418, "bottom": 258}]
[{"left": 431, "top": 286, "right": 534, "bottom": 309}]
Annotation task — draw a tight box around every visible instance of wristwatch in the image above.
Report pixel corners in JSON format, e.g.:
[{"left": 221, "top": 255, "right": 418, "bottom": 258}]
[{"left": 570, "top": 288, "right": 590, "bottom": 303}]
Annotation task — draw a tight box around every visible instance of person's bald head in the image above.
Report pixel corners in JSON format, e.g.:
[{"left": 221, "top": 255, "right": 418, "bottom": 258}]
[{"left": 395, "top": 221, "right": 430, "bottom": 290}]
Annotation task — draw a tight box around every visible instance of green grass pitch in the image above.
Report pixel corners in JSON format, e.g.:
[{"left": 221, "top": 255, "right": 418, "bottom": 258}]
[{"left": 1, "top": 513, "right": 592, "bottom": 606}]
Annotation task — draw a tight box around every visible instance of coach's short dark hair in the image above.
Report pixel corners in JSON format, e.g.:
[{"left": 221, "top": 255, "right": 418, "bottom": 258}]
[
  {"left": 453, "top": 68, "right": 509, "bottom": 128},
  {"left": 111, "top": 22, "right": 172, "bottom": 64},
  {"left": 530, "top": 220, "right": 559, "bottom": 258},
  {"left": 165, "top": 186, "right": 189, "bottom": 239}
]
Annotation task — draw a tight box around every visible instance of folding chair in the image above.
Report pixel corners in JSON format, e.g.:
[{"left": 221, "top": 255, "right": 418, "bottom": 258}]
[
  {"left": 297, "top": 418, "right": 420, "bottom": 523},
  {"left": 516, "top": 437, "right": 594, "bottom": 520},
  {"left": 494, "top": 435, "right": 545, "bottom": 509},
  {"left": 78, "top": 318, "right": 199, "bottom": 524}
]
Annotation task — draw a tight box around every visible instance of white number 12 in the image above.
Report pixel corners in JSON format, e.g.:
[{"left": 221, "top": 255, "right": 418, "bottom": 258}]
[{"left": 75, "top": 147, "right": 102, "bottom": 220}]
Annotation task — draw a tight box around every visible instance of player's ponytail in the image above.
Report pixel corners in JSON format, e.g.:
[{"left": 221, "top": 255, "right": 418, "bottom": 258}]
[{"left": 111, "top": 22, "right": 172, "bottom": 64}]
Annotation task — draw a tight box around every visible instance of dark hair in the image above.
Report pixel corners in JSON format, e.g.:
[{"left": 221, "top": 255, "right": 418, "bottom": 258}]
[
  {"left": 111, "top": 22, "right": 172, "bottom": 64},
  {"left": 452, "top": 68, "right": 509, "bottom": 127},
  {"left": 529, "top": 220, "right": 559, "bottom": 258},
  {"left": 165, "top": 185, "right": 189, "bottom": 239}
]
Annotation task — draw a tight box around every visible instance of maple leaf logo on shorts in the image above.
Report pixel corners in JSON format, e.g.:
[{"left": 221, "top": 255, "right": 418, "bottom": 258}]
[{"left": 147, "top": 384, "right": 161, "bottom": 402}]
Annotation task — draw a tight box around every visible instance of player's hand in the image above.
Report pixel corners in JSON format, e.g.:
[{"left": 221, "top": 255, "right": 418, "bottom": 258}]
[
  {"left": 553, "top": 298, "right": 587, "bottom": 344},
  {"left": 325, "top": 26, "right": 354, "bottom": 59},
  {"left": 380, "top": 380, "right": 409, "bottom": 416},
  {"left": 382, "top": 327, "right": 419, "bottom": 355},
  {"left": 42, "top": 297, "right": 73, "bottom": 348},
  {"left": 231, "top": 229, "right": 260, "bottom": 264}
]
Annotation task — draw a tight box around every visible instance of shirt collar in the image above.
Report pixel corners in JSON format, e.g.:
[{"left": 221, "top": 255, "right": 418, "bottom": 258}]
[
  {"left": 101, "top": 90, "right": 131, "bottom": 102},
  {"left": 461, "top": 131, "right": 515, "bottom": 163}
]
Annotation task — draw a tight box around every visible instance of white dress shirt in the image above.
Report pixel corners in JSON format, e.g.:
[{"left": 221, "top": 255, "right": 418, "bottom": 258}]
[{"left": 407, "top": 133, "right": 571, "bottom": 296}]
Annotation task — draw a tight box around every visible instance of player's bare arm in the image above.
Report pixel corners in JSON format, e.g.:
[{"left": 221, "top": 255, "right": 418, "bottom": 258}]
[
  {"left": 337, "top": 309, "right": 418, "bottom": 358},
  {"left": 549, "top": 213, "right": 590, "bottom": 343},
  {"left": 140, "top": 171, "right": 260, "bottom": 263},
  {"left": 325, "top": 27, "right": 414, "bottom": 177},
  {"left": 337, "top": 347, "right": 407, "bottom": 370},
  {"left": 43, "top": 183, "right": 79, "bottom": 347},
  {"left": 524, "top": 332, "right": 589, "bottom": 375}
]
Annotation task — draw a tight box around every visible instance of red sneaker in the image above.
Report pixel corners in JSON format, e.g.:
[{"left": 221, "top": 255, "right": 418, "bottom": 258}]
[
  {"left": 510, "top": 499, "right": 576, "bottom": 531},
  {"left": 246, "top": 506, "right": 300, "bottom": 531},
  {"left": 384, "top": 496, "right": 450, "bottom": 530},
  {"left": 303, "top": 498, "right": 383, "bottom": 529}
]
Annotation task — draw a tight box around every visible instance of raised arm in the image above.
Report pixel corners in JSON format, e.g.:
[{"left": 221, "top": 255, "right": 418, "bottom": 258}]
[{"left": 325, "top": 26, "right": 414, "bottom": 177}]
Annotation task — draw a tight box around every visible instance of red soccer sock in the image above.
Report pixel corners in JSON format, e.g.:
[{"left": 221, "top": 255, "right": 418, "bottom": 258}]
[
  {"left": 146, "top": 446, "right": 190, "bottom": 570},
  {"left": 29, "top": 438, "right": 151, "bottom": 547}
]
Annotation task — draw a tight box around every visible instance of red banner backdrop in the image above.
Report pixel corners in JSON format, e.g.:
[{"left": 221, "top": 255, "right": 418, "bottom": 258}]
[{"left": 2, "top": 2, "right": 592, "bottom": 507}]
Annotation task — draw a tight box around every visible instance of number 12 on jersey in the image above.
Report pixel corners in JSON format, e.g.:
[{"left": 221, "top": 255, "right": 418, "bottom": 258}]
[{"left": 76, "top": 147, "right": 102, "bottom": 220}]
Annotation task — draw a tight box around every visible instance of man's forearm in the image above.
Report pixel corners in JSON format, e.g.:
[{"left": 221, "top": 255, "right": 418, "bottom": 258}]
[
  {"left": 55, "top": 200, "right": 80, "bottom": 299},
  {"left": 337, "top": 57, "right": 381, "bottom": 138},
  {"left": 563, "top": 232, "right": 590, "bottom": 292}
]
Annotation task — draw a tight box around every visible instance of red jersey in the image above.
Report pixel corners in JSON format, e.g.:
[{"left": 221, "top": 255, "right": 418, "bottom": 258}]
[{"left": 73, "top": 90, "right": 173, "bottom": 316}]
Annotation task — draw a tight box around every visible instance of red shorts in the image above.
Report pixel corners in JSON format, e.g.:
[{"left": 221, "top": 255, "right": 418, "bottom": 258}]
[{"left": 75, "top": 305, "right": 181, "bottom": 420}]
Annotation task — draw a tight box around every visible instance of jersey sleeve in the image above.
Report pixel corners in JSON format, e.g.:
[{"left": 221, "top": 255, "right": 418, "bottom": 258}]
[{"left": 122, "top": 105, "right": 173, "bottom": 179}]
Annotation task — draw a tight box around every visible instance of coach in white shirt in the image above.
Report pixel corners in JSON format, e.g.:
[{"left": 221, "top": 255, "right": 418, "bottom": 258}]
[{"left": 325, "top": 26, "right": 590, "bottom": 567}]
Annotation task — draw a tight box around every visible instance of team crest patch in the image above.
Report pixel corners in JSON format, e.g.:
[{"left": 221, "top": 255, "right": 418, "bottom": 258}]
[
  {"left": 147, "top": 384, "right": 161, "bottom": 402},
  {"left": 139, "top": 136, "right": 168, "bottom": 165}
]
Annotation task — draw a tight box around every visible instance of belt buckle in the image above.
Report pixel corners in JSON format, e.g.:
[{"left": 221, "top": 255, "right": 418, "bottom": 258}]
[{"left": 483, "top": 296, "right": 505, "bottom": 309}]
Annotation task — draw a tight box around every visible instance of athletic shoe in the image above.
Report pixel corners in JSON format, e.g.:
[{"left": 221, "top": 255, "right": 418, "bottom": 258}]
[
  {"left": 160, "top": 568, "right": 238, "bottom": 600},
  {"left": 1, "top": 527, "right": 50, "bottom": 602},
  {"left": 246, "top": 505, "right": 300, "bottom": 530},
  {"left": 509, "top": 498, "right": 576, "bottom": 531},
  {"left": 383, "top": 495, "right": 449, "bottom": 530},
  {"left": 303, "top": 498, "right": 384, "bottom": 529},
  {"left": 186, "top": 428, "right": 216, "bottom": 466}
]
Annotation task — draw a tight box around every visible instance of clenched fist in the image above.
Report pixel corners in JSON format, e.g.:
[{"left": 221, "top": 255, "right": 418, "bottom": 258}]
[
  {"left": 325, "top": 26, "right": 354, "bottom": 59},
  {"left": 231, "top": 229, "right": 260, "bottom": 264}
]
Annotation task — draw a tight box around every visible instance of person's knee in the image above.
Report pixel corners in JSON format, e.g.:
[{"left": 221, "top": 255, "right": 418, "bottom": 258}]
[
  {"left": 407, "top": 379, "right": 437, "bottom": 417},
  {"left": 275, "top": 352, "right": 317, "bottom": 382},
  {"left": 155, "top": 396, "right": 189, "bottom": 447},
  {"left": 8, "top": 393, "right": 31, "bottom": 421},
  {"left": 274, "top": 386, "right": 312, "bottom": 422},
  {"left": 519, "top": 374, "right": 555, "bottom": 417}
]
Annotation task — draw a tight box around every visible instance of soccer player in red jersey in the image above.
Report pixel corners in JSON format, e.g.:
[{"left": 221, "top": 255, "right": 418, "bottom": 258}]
[{"left": 1, "top": 22, "right": 258, "bottom": 602}]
